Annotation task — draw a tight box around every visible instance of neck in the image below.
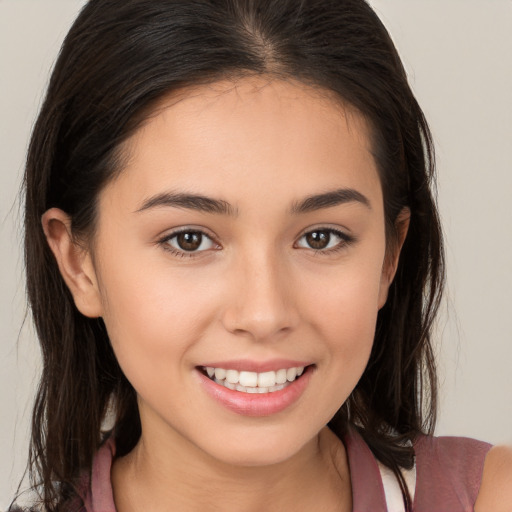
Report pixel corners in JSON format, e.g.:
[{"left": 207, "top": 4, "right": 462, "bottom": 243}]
[{"left": 112, "top": 427, "right": 351, "bottom": 512}]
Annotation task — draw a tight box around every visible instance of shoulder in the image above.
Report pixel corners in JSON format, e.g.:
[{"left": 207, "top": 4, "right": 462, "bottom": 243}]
[
  {"left": 414, "top": 433, "right": 492, "bottom": 475},
  {"left": 474, "top": 444, "right": 512, "bottom": 512},
  {"left": 413, "top": 434, "right": 492, "bottom": 510}
]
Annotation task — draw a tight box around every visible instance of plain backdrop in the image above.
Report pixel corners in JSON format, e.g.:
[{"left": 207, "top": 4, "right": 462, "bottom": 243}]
[{"left": 1, "top": 0, "right": 511, "bottom": 506}]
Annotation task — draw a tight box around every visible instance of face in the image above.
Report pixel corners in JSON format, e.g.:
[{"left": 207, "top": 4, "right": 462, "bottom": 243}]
[{"left": 83, "top": 77, "right": 394, "bottom": 466}]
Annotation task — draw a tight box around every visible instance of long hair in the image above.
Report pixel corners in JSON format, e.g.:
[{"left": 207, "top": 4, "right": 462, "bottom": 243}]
[{"left": 19, "top": 0, "right": 443, "bottom": 510}]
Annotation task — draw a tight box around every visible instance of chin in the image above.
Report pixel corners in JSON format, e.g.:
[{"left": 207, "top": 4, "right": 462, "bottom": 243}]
[{"left": 196, "top": 425, "right": 319, "bottom": 468}]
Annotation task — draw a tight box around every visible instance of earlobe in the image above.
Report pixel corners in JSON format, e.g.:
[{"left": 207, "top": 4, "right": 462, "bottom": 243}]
[
  {"left": 42, "top": 208, "right": 103, "bottom": 318},
  {"left": 378, "top": 208, "right": 411, "bottom": 309}
]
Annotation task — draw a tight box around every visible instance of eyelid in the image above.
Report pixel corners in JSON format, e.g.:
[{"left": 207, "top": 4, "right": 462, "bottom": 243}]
[
  {"left": 157, "top": 226, "right": 221, "bottom": 258},
  {"left": 156, "top": 224, "right": 355, "bottom": 258},
  {"left": 295, "top": 226, "right": 356, "bottom": 253}
]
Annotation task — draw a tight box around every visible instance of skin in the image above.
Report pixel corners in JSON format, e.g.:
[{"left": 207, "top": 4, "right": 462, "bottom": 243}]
[
  {"left": 474, "top": 445, "right": 512, "bottom": 512},
  {"left": 42, "top": 76, "right": 511, "bottom": 510}
]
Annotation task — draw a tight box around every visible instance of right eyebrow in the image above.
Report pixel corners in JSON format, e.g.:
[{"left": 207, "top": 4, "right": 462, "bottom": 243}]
[{"left": 134, "top": 191, "right": 239, "bottom": 216}]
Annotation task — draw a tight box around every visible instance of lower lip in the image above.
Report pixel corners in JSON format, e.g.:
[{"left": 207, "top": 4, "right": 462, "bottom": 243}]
[{"left": 197, "top": 367, "right": 313, "bottom": 417}]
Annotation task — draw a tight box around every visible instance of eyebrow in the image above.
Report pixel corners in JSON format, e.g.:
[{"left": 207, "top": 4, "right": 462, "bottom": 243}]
[
  {"left": 290, "top": 188, "right": 371, "bottom": 214},
  {"left": 135, "top": 192, "right": 238, "bottom": 216},
  {"left": 135, "top": 187, "right": 370, "bottom": 216}
]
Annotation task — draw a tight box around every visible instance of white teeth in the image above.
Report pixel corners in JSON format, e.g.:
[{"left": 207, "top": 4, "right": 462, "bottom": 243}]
[
  {"left": 258, "top": 371, "right": 276, "bottom": 388},
  {"left": 239, "top": 371, "right": 258, "bottom": 387},
  {"left": 225, "top": 369, "right": 239, "bottom": 384},
  {"left": 286, "top": 367, "right": 297, "bottom": 382},
  {"left": 204, "top": 365, "right": 308, "bottom": 393},
  {"left": 275, "top": 368, "right": 287, "bottom": 385},
  {"left": 214, "top": 368, "right": 227, "bottom": 380}
]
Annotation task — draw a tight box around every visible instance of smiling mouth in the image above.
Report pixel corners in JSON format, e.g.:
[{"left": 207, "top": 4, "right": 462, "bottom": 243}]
[{"left": 199, "top": 365, "right": 310, "bottom": 394}]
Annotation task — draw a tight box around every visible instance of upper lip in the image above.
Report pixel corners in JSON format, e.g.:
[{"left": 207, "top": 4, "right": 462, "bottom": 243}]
[{"left": 197, "top": 359, "right": 312, "bottom": 373}]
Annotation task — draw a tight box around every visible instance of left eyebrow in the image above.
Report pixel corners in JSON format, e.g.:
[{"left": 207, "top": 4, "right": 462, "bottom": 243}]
[{"left": 290, "top": 188, "right": 371, "bottom": 214}]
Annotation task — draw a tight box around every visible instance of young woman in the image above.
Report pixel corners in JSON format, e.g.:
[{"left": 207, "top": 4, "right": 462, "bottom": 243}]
[{"left": 11, "top": 0, "right": 512, "bottom": 511}]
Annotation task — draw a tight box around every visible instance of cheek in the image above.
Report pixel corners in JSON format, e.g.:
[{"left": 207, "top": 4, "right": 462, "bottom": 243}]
[
  {"left": 95, "top": 249, "right": 221, "bottom": 384},
  {"left": 303, "top": 253, "right": 384, "bottom": 370}
]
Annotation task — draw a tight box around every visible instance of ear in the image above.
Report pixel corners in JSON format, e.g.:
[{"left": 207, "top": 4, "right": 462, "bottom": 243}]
[
  {"left": 42, "top": 208, "right": 103, "bottom": 318},
  {"left": 378, "top": 207, "right": 410, "bottom": 309}
]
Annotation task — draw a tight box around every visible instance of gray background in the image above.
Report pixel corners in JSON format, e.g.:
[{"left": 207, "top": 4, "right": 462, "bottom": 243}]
[{"left": 1, "top": 0, "right": 511, "bottom": 506}]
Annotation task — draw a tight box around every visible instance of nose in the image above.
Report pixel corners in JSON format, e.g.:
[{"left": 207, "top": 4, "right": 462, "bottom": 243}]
[{"left": 221, "top": 250, "right": 299, "bottom": 342}]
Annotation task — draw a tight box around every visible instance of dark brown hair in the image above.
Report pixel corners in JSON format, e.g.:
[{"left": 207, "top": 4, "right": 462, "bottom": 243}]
[{"left": 18, "top": 0, "right": 443, "bottom": 510}]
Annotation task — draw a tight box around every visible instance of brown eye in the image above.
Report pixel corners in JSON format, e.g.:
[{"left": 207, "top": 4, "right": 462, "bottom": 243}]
[
  {"left": 305, "top": 230, "right": 332, "bottom": 249},
  {"left": 176, "top": 231, "right": 203, "bottom": 251},
  {"left": 296, "top": 228, "right": 352, "bottom": 252},
  {"left": 164, "top": 230, "right": 216, "bottom": 254}
]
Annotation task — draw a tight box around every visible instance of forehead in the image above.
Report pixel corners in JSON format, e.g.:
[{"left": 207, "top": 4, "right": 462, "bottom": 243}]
[{"left": 103, "top": 76, "right": 381, "bottom": 213}]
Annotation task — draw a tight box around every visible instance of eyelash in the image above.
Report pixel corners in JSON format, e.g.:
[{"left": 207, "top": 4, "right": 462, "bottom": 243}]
[
  {"left": 297, "top": 228, "right": 356, "bottom": 256},
  {"left": 158, "top": 227, "right": 355, "bottom": 258},
  {"left": 158, "top": 228, "right": 219, "bottom": 259}
]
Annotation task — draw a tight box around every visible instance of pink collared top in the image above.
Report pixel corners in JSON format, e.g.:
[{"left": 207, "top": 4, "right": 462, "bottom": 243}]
[{"left": 82, "top": 429, "right": 491, "bottom": 512}]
